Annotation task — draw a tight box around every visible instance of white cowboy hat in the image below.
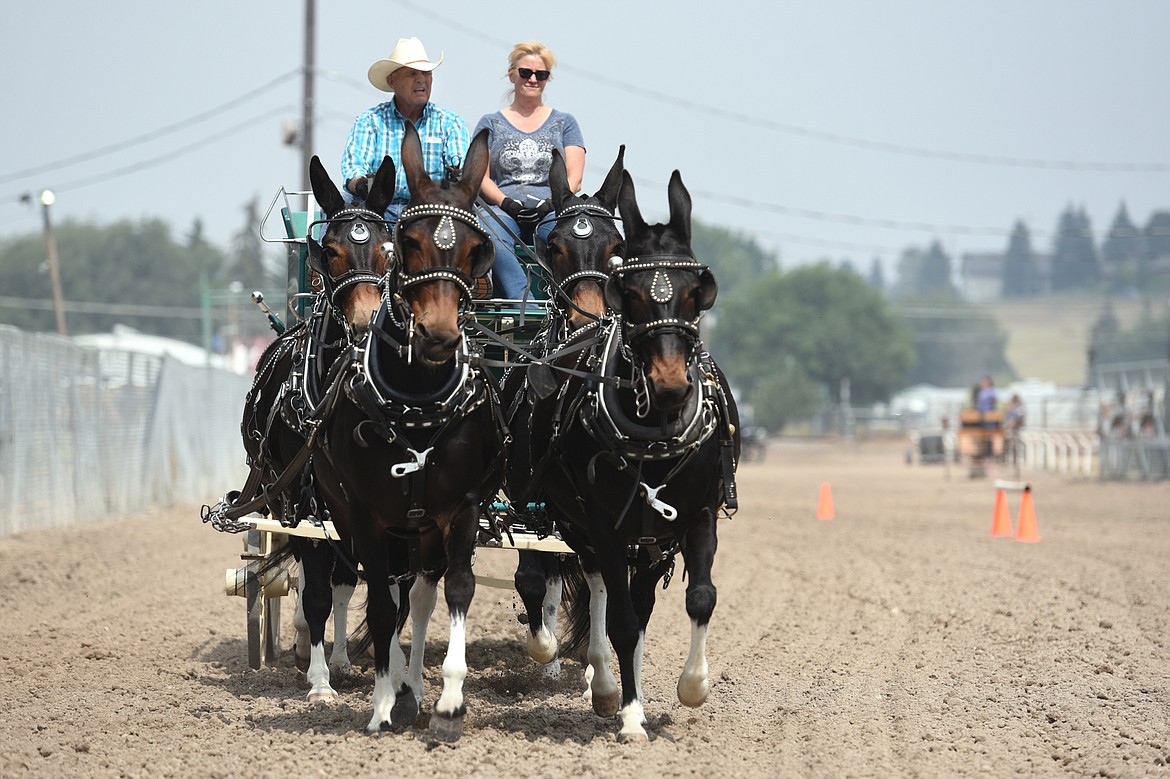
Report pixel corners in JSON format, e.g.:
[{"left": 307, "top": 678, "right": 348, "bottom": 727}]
[{"left": 367, "top": 37, "right": 444, "bottom": 92}]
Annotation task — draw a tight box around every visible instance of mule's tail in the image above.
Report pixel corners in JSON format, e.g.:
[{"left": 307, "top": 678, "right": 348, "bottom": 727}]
[
  {"left": 347, "top": 578, "right": 413, "bottom": 662},
  {"left": 558, "top": 555, "right": 591, "bottom": 657}
]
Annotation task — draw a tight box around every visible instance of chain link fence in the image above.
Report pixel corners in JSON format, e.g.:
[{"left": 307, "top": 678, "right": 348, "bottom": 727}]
[{"left": 0, "top": 326, "right": 252, "bottom": 535}]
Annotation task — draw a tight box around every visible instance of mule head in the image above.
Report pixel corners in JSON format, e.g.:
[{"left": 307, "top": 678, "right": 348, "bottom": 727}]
[
  {"left": 307, "top": 154, "right": 396, "bottom": 336},
  {"left": 538, "top": 146, "right": 626, "bottom": 331},
  {"left": 609, "top": 170, "right": 717, "bottom": 413},
  {"left": 393, "top": 124, "right": 493, "bottom": 366}
]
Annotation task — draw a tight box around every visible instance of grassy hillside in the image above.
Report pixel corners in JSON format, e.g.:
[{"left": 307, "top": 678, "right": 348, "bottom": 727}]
[{"left": 982, "top": 295, "right": 1152, "bottom": 386}]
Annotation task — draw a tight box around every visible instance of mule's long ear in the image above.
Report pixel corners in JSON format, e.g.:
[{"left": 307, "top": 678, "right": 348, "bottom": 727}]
[
  {"left": 667, "top": 170, "right": 692, "bottom": 244},
  {"left": 365, "top": 155, "right": 396, "bottom": 217},
  {"left": 401, "top": 121, "right": 428, "bottom": 198},
  {"left": 310, "top": 155, "right": 345, "bottom": 217},
  {"left": 595, "top": 145, "right": 625, "bottom": 212},
  {"left": 461, "top": 128, "right": 490, "bottom": 199},
  {"left": 617, "top": 170, "right": 645, "bottom": 240},
  {"left": 549, "top": 148, "right": 572, "bottom": 213}
]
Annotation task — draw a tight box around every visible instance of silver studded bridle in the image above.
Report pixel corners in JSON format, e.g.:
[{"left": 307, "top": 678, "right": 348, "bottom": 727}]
[
  {"left": 390, "top": 202, "right": 492, "bottom": 305},
  {"left": 306, "top": 206, "right": 394, "bottom": 323}
]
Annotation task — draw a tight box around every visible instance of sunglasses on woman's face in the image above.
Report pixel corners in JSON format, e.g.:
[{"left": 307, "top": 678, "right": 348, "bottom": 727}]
[{"left": 517, "top": 68, "right": 551, "bottom": 81}]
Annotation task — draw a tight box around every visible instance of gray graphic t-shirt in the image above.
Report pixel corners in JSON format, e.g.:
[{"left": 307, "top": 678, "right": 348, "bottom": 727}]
[{"left": 473, "top": 109, "right": 585, "bottom": 204}]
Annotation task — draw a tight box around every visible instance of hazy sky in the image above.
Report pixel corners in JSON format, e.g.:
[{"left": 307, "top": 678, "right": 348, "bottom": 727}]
[{"left": 3, "top": 0, "right": 1167, "bottom": 280}]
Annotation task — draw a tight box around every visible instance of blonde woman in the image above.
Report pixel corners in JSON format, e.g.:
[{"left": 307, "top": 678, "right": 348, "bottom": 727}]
[{"left": 474, "top": 41, "right": 586, "bottom": 298}]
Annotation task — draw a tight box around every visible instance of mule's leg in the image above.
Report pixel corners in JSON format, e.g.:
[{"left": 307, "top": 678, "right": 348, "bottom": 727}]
[
  {"left": 582, "top": 568, "right": 619, "bottom": 717},
  {"left": 397, "top": 575, "right": 438, "bottom": 725},
  {"left": 430, "top": 508, "right": 480, "bottom": 743},
  {"left": 327, "top": 555, "right": 358, "bottom": 679},
  {"left": 677, "top": 507, "right": 718, "bottom": 708},
  {"left": 361, "top": 540, "right": 402, "bottom": 734},
  {"left": 590, "top": 536, "right": 648, "bottom": 742},
  {"left": 299, "top": 539, "right": 339, "bottom": 702},
  {"left": 538, "top": 554, "right": 564, "bottom": 678},
  {"left": 293, "top": 557, "right": 310, "bottom": 667},
  {"left": 514, "top": 550, "right": 560, "bottom": 668},
  {"left": 628, "top": 560, "right": 670, "bottom": 705}
]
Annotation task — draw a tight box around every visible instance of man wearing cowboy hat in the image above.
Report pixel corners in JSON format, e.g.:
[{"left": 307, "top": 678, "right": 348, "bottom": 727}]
[{"left": 340, "top": 37, "right": 470, "bottom": 223}]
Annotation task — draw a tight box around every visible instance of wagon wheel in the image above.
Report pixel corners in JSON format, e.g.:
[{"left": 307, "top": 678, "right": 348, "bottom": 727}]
[{"left": 243, "top": 529, "right": 286, "bottom": 669}]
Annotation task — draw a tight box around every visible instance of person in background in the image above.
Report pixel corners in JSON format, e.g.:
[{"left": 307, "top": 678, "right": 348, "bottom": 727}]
[
  {"left": 474, "top": 41, "right": 586, "bottom": 299},
  {"left": 1002, "top": 393, "right": 1026, "bottom": 469},
  {"left": 340, "top": 37, "right": 470, "bottom": 225},
  {"left": 975, "top": 375, "right": 998, "bottom": 413}
]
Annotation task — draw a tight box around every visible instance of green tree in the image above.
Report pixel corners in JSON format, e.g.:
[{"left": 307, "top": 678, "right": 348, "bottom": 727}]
[
  {"left": 867, "top": 257, "right": 885, "bottom": 292},
  {"left": 892, "top": 241, "right": 956, "bottom": 299},
  {"left": 896, "top": 297, "right": 1015, "bottom": 387},
  {"left": 690, "top": 219, "right": 779, "bottom": 303},
  {"left": 1101, "top": 203, "right": 1143, "bottom": 265},
  {"left": 222, "top": 195, "right": 281, "bottom": 293},
  {"left": 1050, "top": 205, "right": 1100, "bottom": 291},
  {"left": 1001, "top": 220, "right": 1039, "bottom": 297},
  {"left": 709, "top": 263, "right": 915, "bottom": 422},
  {"left": 0, "top": 218, "right": 227, "bottom": 341},
  {"left": 1143, "top": 210, "right": 1170, "bottom": 261}
]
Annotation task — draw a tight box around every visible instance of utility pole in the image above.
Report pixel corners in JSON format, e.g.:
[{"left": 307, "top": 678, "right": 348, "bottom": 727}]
[
  {"left": 39, "top": 190, "right": 67, "bottom": 336},
  {"left": 302, "top": 0, "right": 315, "bottom": 192}
]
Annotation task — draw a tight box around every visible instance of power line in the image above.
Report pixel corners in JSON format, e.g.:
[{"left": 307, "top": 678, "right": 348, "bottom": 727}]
[
  {"left": 4, "top": 107, "right": 292, "bottom": 198},
  {"left": 390, "top": 0, "right": 1168, "bottom": 173},
  {"left": 0, "top": 70, "right": 301, "bottom": 186}
]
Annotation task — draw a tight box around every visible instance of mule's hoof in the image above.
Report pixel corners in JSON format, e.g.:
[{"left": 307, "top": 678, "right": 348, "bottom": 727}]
[
  {"left": 365, "top": 719, "right": 393, "bottom": 735},
  {"left": 390, "top": 689, "right": 419, "bottom": 725},
  {"left": 330, "top": 661, "right": 353, "bottom": 679},
  {"left": 307, "top": 688, "right": 338, "bottom": 703},
  {"left": 592, "top": 690, "right": 621, "bottom": 718},
  {"left": 617, "top": 730, "right": 649, "bottom": 744},
  {"left": 541, "top": 659, "right": 562, "bottom": 679},
  {"left": 428, "top": 710, "right": 464, "bottom": 742},
  {"left": 294, "top": 653, "right": 310, "bottom": 672},
  {"left": 527, "top": 632, "right": 558, "bottom": 665},
  {"left": 677, "top": 675, "right": 709, "bottom": 708}
]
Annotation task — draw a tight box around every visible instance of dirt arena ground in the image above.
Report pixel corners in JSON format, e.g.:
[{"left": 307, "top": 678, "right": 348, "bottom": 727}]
[{"left": 2, "top": 439, "right": 1168, "bottom": 778}]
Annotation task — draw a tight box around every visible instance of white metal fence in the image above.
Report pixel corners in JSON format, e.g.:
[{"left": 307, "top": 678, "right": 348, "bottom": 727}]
[{"left": 0, "top": 326, "right": 252, "bottom": 535}]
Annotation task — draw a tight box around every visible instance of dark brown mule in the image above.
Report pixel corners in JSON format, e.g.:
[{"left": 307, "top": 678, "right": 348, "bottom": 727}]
[
  {"left": 526, "top": 168, "right": 740, "bottom": 741},
  {"left": 205, "top": 154, "right": 396, "bottom": 697},
  {"left": 311, "top": 124, "right": 501, "bottom": 740},
  {"left": 499, "top": 147, "right": 625, "bottom": 676}
]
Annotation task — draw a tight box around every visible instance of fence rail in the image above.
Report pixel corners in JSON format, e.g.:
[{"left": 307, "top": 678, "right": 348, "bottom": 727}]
[{"left": 0, "top": 326, "right": 251, "bottom": 536}]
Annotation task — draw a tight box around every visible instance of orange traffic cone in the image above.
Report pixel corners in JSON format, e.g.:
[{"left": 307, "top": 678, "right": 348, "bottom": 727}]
[
  {"left": 816, "top": 482, "right": 835, "bottom": 521},
  {"left": 1015, "top": 487, "right": 1041, "bottom": 543},
  {"left": 991, "top": 488, "right": 1013, "bottom": 537}
]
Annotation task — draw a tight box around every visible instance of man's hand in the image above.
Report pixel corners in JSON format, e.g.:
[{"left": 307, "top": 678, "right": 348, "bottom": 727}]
[{"left": 347, "top": 176, "right": 370, "bottom": 199}]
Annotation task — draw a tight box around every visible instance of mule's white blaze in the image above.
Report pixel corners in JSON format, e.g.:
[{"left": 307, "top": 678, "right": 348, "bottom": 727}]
[
  {"left": 367, "top": 669, "right": 397, "bottom": 733},
  {"left": 677, "top": 620, "right": 709, "bottom": 707},
  {"left": 617, "top": 698, "right": 647, "bottom": 742},
  {"left": 329, "top": 582, "right": 356, "bottom": 676},
  {"left": 584, "top": 572, "right": 618, "bottom": 708},
  {"left": 435, "top": 613, "right": 468, "bottom": 717},
  {"left": 306, "top": 642, "right": 336, "bottom": 701}
]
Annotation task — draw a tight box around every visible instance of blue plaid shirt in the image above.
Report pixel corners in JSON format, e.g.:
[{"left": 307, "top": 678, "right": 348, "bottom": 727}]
[{"left": 340, "top": 99, "right": 470, "bottom": 207}]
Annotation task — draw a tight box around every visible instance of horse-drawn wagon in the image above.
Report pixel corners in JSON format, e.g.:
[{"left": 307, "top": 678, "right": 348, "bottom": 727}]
[
  {"left": 202, "top": 137, "right": 740, "bottom": 742},
  {"left": 956, "top": 408, "right": 1004, "bottom": 476}
]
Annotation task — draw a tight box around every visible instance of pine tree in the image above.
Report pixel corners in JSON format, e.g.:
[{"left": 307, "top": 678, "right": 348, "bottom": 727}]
[
  {"left": 868, "top": 257, "right": 885, "bottom": 292},
  {"left": 1050, "top": 205, "right": 1100, "bottom": 291},
  {"left": 1001, "top": 220, "right": 1038, "bottom": 297},
  {"left": 1101, "top": 203, "right": 1143, "bottom": 264}
]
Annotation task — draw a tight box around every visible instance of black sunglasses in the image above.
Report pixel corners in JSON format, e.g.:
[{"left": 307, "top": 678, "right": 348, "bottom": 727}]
[{"left": 517, "top": 67, "right": 551, "bottom": 81}]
